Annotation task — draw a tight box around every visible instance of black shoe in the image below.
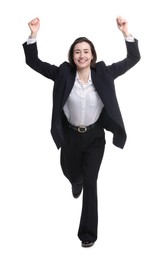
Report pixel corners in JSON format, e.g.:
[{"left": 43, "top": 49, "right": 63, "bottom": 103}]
[
  {"left": 81, "top": 241, "right": 94, "bottom": 248},
  {"left": 72, "top": 183, "right": 83, "bottom": 198}
]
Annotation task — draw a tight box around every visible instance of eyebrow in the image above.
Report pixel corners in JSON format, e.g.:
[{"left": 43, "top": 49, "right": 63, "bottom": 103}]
[{"left": 74, "top": 48, "right": 90, "bottom": 52}]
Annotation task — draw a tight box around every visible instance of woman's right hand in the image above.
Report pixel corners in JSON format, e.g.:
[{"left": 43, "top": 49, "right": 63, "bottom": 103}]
[{"left": 28, "top": 17, "right": 40, "bottom": 38}]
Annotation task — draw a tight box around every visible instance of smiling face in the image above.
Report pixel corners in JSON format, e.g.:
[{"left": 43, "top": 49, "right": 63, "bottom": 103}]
[{"left": 73, "top": 41, "right": 93, "bottom": 71}]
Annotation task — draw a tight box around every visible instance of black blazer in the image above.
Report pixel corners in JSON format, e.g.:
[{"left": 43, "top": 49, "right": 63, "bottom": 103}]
[{"left": 23, "top": 39, "right": 140, "bottom": 149}]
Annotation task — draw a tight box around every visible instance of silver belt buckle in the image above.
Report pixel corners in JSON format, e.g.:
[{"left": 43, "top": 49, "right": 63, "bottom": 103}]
[{"left": 78, "top": 125, "right": 87, "bottom": 133}]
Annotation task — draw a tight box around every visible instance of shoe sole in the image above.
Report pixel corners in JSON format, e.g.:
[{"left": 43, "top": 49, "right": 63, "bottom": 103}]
[{"left": 81, "top": 242, "right": 94, "bottom": 248}]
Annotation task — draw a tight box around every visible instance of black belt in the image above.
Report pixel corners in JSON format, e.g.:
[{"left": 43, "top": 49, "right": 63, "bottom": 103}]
[{"left": 68, "top": 121, "right": 98, "bottom": 133}]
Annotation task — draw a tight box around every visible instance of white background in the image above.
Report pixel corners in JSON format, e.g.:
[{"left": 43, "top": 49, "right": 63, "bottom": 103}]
[{"left": 0, "top": 0, "right": 164, "bottom": 259}]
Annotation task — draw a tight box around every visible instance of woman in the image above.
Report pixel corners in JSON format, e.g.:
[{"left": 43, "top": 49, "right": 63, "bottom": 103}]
[{"left": 23, "top": 16, "right": 140, "bottom": 247}]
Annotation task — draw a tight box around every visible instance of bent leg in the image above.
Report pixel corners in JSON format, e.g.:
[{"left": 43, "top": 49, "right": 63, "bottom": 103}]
[{"left": 60, "top": 128, "right": 84, "bottom": 185}]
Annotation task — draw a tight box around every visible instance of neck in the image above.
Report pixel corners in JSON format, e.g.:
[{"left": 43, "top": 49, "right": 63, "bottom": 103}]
[{"left": 77, "top": 68, "right": 90, "bottom": 84}]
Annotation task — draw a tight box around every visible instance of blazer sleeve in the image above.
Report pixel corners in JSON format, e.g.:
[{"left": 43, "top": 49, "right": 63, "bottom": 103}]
[
  {"left": 106, "top": 39, "right": 141, "bottom": 79},
  {"left": 22, "top": 42, "right": 59, "bottom": 80}
]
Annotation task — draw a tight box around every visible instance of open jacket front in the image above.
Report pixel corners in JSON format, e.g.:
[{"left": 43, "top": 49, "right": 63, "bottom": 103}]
[{"left": 23, "top": 39, "right": 140, "bottom": 149}]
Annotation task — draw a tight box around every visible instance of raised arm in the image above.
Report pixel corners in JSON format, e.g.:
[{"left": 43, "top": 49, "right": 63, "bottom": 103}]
[
  {"left": 23, "top": 17, "right": 59, "bottom": 80},
  {"left": 106, "top": 16, "right": 141, "bottom": 79}
]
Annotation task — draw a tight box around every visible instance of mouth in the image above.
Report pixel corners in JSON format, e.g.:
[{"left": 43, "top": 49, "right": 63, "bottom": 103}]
[{"left": 78, "top": 59, "right": 87, "bottom": 64}]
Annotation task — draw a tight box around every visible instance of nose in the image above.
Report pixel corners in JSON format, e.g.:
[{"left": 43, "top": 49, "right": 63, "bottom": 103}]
[{"left": 79, "top": 51, "right": 84, "bottom": 58}]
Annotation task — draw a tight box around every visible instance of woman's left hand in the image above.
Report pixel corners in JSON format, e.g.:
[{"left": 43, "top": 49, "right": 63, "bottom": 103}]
[{"left": 116, "top": 16, "right": 130, "bottom": 37}]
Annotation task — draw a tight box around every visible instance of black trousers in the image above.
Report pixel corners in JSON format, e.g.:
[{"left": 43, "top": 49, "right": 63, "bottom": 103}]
[{"left": 60, "top": 122, "right": 106, "bottom": 242}]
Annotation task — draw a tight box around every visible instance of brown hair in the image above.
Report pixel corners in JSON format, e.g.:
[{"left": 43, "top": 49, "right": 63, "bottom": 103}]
[{"left": 68, "top": 37, "right": 97, "bottom": 68}]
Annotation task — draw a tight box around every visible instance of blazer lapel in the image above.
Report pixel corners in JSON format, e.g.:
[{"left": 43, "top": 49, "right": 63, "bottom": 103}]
[
  {"left": 91, "top": 69, "right": 105, "bottom": 103},
  {"left": 62, "top": 71, "right": 76, "bottom": 107}
]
